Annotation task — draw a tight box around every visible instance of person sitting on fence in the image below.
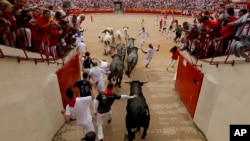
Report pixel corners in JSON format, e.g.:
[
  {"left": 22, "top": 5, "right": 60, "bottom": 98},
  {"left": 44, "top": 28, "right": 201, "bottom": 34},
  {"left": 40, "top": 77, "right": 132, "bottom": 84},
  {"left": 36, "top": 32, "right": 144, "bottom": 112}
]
[
  {"left": 214, "top": 6, "right": 237, "bottom": 55},
  {"left": 227, "top": 1, "right": 250, "bottom": 60}
]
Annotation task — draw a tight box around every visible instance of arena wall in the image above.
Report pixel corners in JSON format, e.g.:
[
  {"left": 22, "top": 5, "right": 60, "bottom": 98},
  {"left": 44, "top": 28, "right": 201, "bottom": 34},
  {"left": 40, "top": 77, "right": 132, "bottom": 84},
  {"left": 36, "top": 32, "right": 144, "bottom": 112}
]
[
  {"left": 177, "top": 51, "right": 250, "bottom": 141},
  {"left": 0, "top": 45, "right": 79, "bottom": 141},
  {"left": 69, "top": 8, "right": 183, "bottom": 15}
]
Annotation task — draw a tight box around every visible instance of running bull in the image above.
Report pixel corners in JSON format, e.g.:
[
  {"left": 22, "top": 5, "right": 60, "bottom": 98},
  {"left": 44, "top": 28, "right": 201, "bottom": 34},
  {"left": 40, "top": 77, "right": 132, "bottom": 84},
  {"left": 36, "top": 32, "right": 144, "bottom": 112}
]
[
  {"left": 108, "top": 54, "right": 124, "bottom": 88},
  {"left": 125, "top": 47, "right": 138, "bottom": 77},
  {"left": 124, "top": 80, "right": 150, "bottom": 141}
]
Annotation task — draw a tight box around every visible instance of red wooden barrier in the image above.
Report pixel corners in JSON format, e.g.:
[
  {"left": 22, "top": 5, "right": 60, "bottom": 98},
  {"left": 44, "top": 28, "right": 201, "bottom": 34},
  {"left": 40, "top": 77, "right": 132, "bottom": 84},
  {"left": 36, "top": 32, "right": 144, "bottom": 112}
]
[
  {"left": 175, "top": 53, "right": 204, "bottom": 118},
  {"left": 56, "top": 54, "right": 81, "bottom": 108}
]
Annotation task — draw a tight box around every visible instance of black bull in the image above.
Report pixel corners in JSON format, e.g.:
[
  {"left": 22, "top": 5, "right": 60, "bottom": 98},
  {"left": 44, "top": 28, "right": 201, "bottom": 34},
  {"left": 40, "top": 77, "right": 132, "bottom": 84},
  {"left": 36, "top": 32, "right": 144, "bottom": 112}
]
[
  {"left": 116, "top": 43, "right": 126, "bottom": 63},
  {"left": 108, "top": 54, "right": 124, "bottom": 88},
  {"left": 125, "top": 81, "right": 150, "bottom": 141},
  {"left": 125, "top": 47, "right": 138, "bottom": 77}
]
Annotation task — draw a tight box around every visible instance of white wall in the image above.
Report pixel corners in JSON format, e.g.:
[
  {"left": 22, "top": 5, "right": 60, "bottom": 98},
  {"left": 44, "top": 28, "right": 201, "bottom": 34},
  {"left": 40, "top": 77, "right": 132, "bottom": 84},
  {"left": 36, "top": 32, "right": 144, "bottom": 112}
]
[
  {"left": 0, "top": 45, "right": 77, "bottom": 141},
  {"left": 190, "top": 55, "right": 250, "bottom": 141}
]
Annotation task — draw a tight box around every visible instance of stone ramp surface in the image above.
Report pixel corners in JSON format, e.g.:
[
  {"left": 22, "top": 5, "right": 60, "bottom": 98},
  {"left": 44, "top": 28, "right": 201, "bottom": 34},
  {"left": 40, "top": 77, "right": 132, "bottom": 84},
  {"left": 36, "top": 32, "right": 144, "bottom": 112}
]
[
  {"left": 52, "top": 69, "right": 206, "bottom": 141},
  {"left": 52, "top": 13, "right": 207, "bottom": 141}
]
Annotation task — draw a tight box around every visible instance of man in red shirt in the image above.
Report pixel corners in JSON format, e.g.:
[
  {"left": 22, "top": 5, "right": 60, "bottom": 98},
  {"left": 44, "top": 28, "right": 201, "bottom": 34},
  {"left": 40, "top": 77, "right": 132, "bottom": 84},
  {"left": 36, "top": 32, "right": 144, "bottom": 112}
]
[{"left": 36, "top": 10, "right": 53, "bottom": 56}]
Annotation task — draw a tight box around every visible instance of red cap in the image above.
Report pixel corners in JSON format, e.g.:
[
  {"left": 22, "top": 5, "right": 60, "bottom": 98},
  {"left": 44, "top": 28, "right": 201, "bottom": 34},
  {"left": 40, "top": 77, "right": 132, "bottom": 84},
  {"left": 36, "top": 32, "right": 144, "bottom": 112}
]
[
  {"left": 149, "top": 44, "right": 153, "bottom": 48},
  {"left": 247, "top": 1, "right": 250, "bottom": 9}
]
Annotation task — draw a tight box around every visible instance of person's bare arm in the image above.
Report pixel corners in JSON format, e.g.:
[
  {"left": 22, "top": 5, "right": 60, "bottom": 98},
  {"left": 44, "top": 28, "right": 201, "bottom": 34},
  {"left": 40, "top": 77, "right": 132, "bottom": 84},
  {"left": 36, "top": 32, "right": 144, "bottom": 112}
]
[
  {"left": 227, "top": 22, "right": 236, "bottom": 27},
  {"left": 141, "top": 47, "right": 147, "bottom": 54},
  {"left": 61, "top": 110, "right": 70, "bottom": 122},
  {"left": 156, "top": 45, "right": 160, "bottom": 51}
]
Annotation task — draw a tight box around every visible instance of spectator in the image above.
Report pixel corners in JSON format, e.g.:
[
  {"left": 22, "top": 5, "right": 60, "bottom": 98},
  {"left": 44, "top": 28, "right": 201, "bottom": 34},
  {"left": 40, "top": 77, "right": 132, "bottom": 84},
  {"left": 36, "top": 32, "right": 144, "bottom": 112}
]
[
  {"left": 215, "top": 6, "right": 237, "bottom": 55},
  {"left": 227, "top": 2, "right": 250, "bottom": 60},
  {"left": 36, "top": 9, "right": 53, "bottom": 56},
  {"left": 48, "top": 20, "right": 62, "bottom": 57},
  {"left": 174, "top": 24, "right": 183, "bottom": 43},
  {"left": 237, "top": 8, "right": 247, "bottom": 18},
  {"left": 58, "top": 4, "right": 69, "bottom": 21},
  {"left": 0, "top": 0, "right": 17, "bottom": 47},
  {"left": 54, "top": 11, "right": 63, "bottom": 24},
  {"left": 16, "top": 9, "right": 32, "bottom": 51},
  {"left": 166, "top": 46, "right": 180, "bottom": 70},
  {"left": 48, "top": 5, "right": 55, "bottom": 17}
]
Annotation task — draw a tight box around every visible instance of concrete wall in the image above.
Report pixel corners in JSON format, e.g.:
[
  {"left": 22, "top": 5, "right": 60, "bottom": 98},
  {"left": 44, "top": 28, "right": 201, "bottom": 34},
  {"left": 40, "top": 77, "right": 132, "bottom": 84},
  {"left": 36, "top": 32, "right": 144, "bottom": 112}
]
[
  {"left": 190, "top": 54, "right": 250, "bottom": 141},
  {"left": 0, "top": 45, "right": 77, "bottom": 141}
]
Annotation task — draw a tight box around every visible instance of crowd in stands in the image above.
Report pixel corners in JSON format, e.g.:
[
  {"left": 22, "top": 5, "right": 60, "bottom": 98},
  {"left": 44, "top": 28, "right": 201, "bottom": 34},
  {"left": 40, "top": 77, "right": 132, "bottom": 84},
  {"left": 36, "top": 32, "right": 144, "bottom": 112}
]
[
  {"left": 0, "top": 0, "right": 86, "bottom": 58},
  {"left": 1, "top": 0, "right": 250, "bottom": 61},
  {"left": 174, "top": 1, "right": 250, "bottom": 61},
  {"left": 15, "top": 0, "right": 233, "bottom": 12}
]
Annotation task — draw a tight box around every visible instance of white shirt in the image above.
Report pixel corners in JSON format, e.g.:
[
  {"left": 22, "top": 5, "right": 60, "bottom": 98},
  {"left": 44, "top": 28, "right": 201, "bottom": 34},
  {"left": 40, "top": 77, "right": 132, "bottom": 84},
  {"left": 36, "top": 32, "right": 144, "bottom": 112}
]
[
  {"left": 234, "top": 13, "right": 249, "bottom": 36},
  {"left": 146, "top": 47, "right": 158, "bottom": 58},
  {"left": 77, "top": 42, "right": 86, "bottom": 54},
  {"left": 140, "top": 30, "right": 148, "bottom": 38},
  {"left": 100, "top": 60, "right": 109, "bottom": 72},
  {"left": 58, "top": 9, "right": 68, "bottom": 21},
  {"left": 89, "top": 66, "right": 105, "bottom": 83},
  {"left": 65, "top": 96, "right": 92, "bottom": 125}
]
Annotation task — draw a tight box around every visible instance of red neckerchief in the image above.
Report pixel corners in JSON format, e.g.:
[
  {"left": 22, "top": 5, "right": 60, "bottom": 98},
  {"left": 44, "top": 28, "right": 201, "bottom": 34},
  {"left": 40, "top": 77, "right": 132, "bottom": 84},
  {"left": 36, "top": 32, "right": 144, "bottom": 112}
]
[
  {"left": 68, "top": 97, "right": 76, "bottom": 107},
  {"left": 104, "top": 89, "right": 112, "bottom": 95}
]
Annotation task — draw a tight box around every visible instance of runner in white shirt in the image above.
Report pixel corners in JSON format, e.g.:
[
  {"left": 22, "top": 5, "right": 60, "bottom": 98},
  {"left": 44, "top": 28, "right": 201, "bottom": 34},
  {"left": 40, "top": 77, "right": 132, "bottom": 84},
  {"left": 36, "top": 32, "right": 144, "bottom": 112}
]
[
  {"left": 93, "top": 58, "right": 110, "bottom": 73},
  {"left": 77, "top": 41, "right": 87, "bottom": 56},
  {"left": 89, "top": 62, "right": 106, "bottom": 93},
  {"left": 141, "top": 43, "right": 160, "bottom": 68},
  {"left": 138, "top": 27, "right": 149, "bottom": 45},
  {"left": 61, "top": 88, "right": 95, "bottom": 140}
]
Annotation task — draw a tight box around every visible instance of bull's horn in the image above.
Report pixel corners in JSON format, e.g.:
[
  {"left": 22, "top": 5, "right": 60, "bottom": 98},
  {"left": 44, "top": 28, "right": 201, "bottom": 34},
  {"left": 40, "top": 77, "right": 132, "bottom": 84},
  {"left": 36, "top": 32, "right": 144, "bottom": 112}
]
[
  {"left": 123, "top": 78, "right": 132, "bottom": 83},
  {"left": 140, "top": 76, "right": 148, "bottom": 83}
]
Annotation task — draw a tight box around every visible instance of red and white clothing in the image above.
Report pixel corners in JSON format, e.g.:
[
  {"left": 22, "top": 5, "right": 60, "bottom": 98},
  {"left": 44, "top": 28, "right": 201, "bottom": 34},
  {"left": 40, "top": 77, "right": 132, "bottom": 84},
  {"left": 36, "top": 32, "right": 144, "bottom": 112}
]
[
  {"left": 167, "top": 50, "right": 180, "bottom": 69},
  {"left": 65, "top": 96, "right": 94, "bottom": 138}
]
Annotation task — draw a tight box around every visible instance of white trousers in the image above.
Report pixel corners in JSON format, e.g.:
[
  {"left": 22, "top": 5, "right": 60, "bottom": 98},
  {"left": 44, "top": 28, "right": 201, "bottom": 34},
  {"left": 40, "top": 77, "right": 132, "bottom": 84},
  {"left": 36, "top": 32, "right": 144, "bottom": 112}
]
[
  {"left": 16, "top": 27, "right": 31, "bottom": 47},
  {"left": 95, "top": 80, "right": 105, "bottom": 93},
  {"left": 145, "top": 56, "right": 152, "bottom": 65},
  {"left": 79, "top": 121, "right": 95, "bottom": 138},
  {"left": 167, "top": 59, "right": 177, "bottom": 68},
  {"left": 96, "top": 111, "right": 112, "bottom": 140}
]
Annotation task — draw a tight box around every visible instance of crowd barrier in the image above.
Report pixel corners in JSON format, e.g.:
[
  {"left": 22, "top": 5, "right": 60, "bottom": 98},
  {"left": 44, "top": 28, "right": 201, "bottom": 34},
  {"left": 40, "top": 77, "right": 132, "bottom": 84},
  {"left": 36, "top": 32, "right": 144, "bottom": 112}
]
[{"left": 175, "top": 53, "right": 204, "bottom": 118}]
